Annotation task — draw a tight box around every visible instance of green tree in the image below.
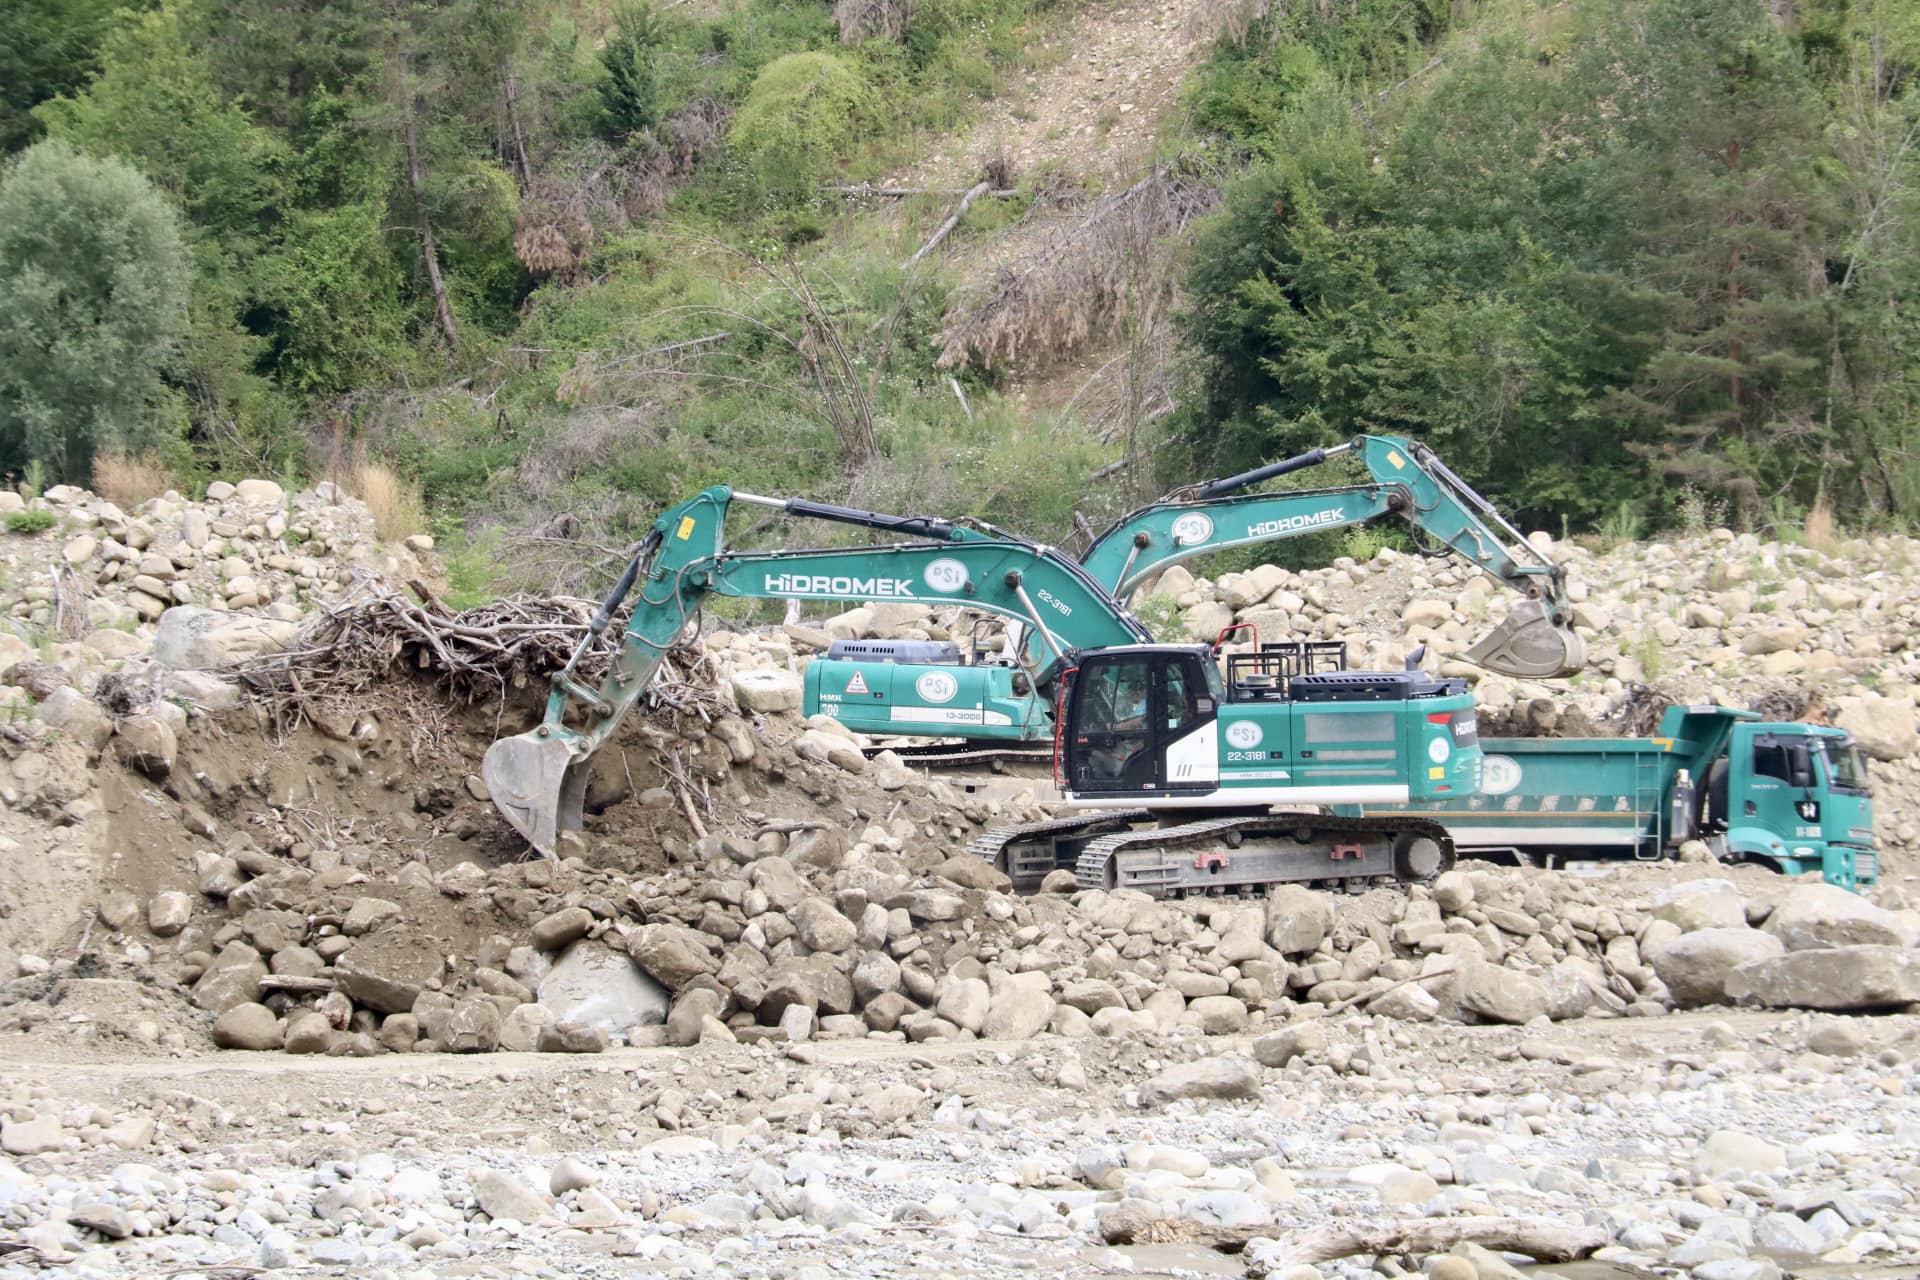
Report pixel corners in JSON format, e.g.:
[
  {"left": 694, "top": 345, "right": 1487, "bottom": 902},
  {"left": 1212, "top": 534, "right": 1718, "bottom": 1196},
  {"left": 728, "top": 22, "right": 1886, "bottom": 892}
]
[
  {"left": 0, "top": 0, "right": 130, "bottom": 152},
  {"left": 729, "top": 51, "right": 874, "bottom": 204},
  {"left": 1571, "top": 0, "right": 1845, "bottom": 517},
  {"left": 0, "top": 142, "right": 192, "bottom": 479},
  {"left": 595, "top": 3, "right": 666, "bottom": 144}
]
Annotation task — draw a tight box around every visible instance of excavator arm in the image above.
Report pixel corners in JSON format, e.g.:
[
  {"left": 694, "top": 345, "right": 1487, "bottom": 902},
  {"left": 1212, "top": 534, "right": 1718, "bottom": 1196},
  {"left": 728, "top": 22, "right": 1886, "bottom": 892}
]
[
  {"left": 1079, "top": 435, "right": 1585, "bottom": 679},
  {"left": 482, "top": 485, "right": 1149, "bottom": 854}
]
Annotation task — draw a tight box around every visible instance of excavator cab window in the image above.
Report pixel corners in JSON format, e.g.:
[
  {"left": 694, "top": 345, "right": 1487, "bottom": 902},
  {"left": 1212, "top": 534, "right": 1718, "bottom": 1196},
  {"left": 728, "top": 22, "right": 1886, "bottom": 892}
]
[{"left": 1067, "top": 650, "right": 1212, "bottom": 793}]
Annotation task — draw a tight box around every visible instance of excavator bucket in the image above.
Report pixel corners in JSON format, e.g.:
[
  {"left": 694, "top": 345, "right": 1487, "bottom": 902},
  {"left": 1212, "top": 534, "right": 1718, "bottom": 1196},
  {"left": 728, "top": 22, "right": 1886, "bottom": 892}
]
[
  {"left": 482, "top": 730, "right": 591, "bottom": 858},
  {"left": 1466, "top": 599, "right": 1586, "bottom": 679}
]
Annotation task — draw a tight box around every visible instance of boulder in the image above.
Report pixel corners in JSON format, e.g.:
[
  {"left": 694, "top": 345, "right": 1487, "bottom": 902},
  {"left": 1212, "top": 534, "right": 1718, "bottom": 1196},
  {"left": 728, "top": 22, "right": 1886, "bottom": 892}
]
[
  {"left": 114, "top": 715, "right": 177, "bottom": 780},
  {"left": 1264, "top": 885, "right": 1332, "bottom": 955},
  {"left": 935, "top": 977, "right": 990, "bottom": 1033},
  {"left": 537, "top": 1021, "right": 608, "bottom": 1053},
  {"left": 147, "top": 890, "right": 193, "bottom": 937},
  {"left": 1142, "top": 1056, "right": 1260, "bottom": 1105},
  {"left": 193, "top": 943, "right": 269, "bottom": 1013},
  {"left": 759, "top": 956, "right": 853, "bottom": 1018},
  {"left": 538, "top": 940, "right": 669, "bottom": 1034},
  {"left": 233, "top": 478, "right": 286, "bottom": 506},
  {"left": 1834, "top": 695, "right": 1917, "bottom": 762},
  {"left": 1651, "top": 880, "right": 1747, "bottom": 933},
  {"left": 1450, "top": 959, "right": 1549, "bottom": 1025},
  {"left": 1651, "top": 928, "right": 1786, "bottom": 1007},
  {"left": 335, "top": 933, "right": 445, "bottom": 1014},
  {"left": 152, "top": 606, "right": 298, "bottom": 669},
  {"left": 1431, "top": 871, "right": 1474, "bottom": 913},
  {"left": 789, "top": 898, "right": 857, "bottom": 954},
  {"left": 1252, "top": 1022, "right": 1327, "bottom": 1068},
  {"left": 624, "top": 924, "right": 717, "bottom": 990},
  {"left": 983, "top": 972, "right": 1054, "bottom": 1040},
  {"left": 499, "top": 1003, "right": 556, "bottom": 1053},
  {"left": 282, "top": 1011, "right": 333, "bottom": 1054},
  {"left": 446, "top": 998, "right": 502, "bottom": 1052},
  {"left": 1762, "top": 884, "right": 1919, "bottom": 952},
  {"left": 472, "top": 1169, "right": 555, "bottom": 1223},
  {"left": 211, "top": 1002, "right": 282, "bottom": 1050},
  {"left": 731, "top": 669, "right": 802, "bottom": 714},
  {"left": 31, "top": 688, "right": 112, "bottom": 755},
  {"left": 531, "top": 907, "right": 595, "bottom": 952},
  {"left": 1725, "top": 945, "right": 1920, "bottom": 1011},
  {"left": 1187, "top": 994, "right": 1249, "bottom": 1035}
]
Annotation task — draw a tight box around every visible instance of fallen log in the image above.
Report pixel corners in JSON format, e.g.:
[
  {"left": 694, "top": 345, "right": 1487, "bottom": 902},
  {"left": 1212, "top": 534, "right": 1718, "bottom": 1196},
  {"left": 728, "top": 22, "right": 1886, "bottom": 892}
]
[{"left": 1098, "top": 1210, "right": 1606, "bottom": 1269}]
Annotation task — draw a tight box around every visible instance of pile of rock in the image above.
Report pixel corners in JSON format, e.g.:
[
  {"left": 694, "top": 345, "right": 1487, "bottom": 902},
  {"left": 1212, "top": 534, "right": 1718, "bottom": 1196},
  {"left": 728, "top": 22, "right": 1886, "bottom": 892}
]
[
  {"left": 1648, "top": 878, "right": 1920, "bottom": 1013},
  {"left": 1, "top": 478, "right": 423, "bottom": 629}
]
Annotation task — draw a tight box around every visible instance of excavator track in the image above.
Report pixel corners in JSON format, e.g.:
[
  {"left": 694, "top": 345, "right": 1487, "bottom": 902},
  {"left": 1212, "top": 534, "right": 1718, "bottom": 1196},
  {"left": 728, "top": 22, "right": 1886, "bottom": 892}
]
[
  {"left": 1072, "top": 812, "right": 1455, "bottom": 898},
  {"left": 968, "top": 809, "right": 1154, "bottom": 893}
]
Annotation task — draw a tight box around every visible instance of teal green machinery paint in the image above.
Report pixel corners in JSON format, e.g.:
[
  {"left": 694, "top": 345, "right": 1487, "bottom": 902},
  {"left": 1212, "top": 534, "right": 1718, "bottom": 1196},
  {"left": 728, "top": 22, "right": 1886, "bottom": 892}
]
[
  {"left": 482, "top": 486, "right": 1148, "bottom": 853},
  {"left": 803, "top": 435, "right": 1584, "bottom": 744},
  {"left": 1352, "top": 705, "right": 1878, "bottom": 889},
  {"left": 977, "top": 643, "right": 1480, "bottom": 893},
  {"left": 486, "top": 488, "right": 1486, "bottom": 901}
]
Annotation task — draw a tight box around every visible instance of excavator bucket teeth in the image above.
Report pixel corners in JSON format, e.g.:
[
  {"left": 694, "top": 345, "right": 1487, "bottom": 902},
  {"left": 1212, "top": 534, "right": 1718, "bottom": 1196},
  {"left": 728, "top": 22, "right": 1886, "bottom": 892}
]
[
  {"left": 482, "top": 731, "right": 588, "bottom": 858},
  {"left": 1466, "top": 599, "right": 1586, "bottom": 679}
]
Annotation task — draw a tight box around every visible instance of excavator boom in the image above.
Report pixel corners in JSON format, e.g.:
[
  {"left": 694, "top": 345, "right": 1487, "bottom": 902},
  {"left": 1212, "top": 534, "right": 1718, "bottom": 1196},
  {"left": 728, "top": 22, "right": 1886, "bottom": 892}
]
[
  {"left": 482, "top": 486, "right": 1147, "bottom": 854},
  {"left": 1079, "top": 435, "right": 1583, "bottom": 679}
]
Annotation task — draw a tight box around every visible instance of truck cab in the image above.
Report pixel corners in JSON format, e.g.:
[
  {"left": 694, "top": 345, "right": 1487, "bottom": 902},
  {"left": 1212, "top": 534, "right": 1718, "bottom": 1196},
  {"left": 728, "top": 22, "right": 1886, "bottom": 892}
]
[{"left": 1711, "top": 720, "right": 1876, "bottom": 888}]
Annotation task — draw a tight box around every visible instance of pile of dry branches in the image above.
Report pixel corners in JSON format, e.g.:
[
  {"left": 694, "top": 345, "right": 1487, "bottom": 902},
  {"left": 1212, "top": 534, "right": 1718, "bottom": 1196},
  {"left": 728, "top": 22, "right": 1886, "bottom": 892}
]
[
  {"left": 936, "top": 159, "right": 1222, "bottom": 371},
  {"left": 226, "top": 576, "right": 728, "bottom": 746}
]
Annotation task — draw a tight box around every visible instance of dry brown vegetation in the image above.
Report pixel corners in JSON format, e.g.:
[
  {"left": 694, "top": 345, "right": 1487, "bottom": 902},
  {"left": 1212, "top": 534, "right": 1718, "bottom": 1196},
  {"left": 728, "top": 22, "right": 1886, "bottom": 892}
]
[
  {"left": 90, "top": 451, "right": 175, "bottom": 508},
  {"left": 349, "top": 460, "right": 426, "bottom": 543},
  {"left": 835, "top": 0, "right": 908, "bottom": 43},
  {"left": 513, "top": 102, "right": 732, "bottom": 280},
  {"left": 936, "top": 160, "right": 1222, "bottom": 372},
  {"left": 1806, "top": 491, "right": 1837, "bottom": 553}
]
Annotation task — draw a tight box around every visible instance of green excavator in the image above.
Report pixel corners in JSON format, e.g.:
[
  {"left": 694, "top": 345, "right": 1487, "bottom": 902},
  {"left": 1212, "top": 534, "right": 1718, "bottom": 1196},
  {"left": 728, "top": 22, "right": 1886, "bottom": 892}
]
[
  {"left": 803, "top": 435, "right": 1584, "bottom": 763},
  {"left": 481, "top": 486, "right": 1484, "bottom": 897}
]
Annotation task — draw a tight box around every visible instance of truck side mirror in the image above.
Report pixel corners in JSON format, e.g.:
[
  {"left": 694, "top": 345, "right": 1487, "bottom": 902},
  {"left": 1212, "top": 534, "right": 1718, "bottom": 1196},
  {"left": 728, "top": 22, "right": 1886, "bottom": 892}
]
[{"left": 1788, "top": 744, "right": 1813, "bottom": 790}]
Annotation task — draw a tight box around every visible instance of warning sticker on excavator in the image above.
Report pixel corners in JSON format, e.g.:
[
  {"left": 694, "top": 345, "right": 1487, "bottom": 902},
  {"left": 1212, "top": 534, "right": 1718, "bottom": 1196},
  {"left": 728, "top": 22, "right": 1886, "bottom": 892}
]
[
  {"left": 844, "top": 672, "right": 870, "bottom": 696},
  {"left": 1387, "top": 450, "right": 1406, "bottom": 469},
  {"left": 675, "top": 516, "right": 696, "bottom": 540}
]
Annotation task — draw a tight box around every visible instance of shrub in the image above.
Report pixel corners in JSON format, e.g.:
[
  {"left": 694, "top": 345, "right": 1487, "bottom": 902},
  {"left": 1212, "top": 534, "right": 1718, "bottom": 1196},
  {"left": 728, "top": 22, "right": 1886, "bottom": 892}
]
[
  {"left": 0, "top": 141, "right": 191, "bottom": 481},
  {"left": 5, "top": 509, "right": 55, "bottom": 535},
  {"left": 92, "top": 450, "right": 175, "bottom": 507},
  {"left": 349, "top": 460, "right": 425, "bottom": 543},
  {"left": 728, "top": 52, "right": 873, "bottom": 203}
]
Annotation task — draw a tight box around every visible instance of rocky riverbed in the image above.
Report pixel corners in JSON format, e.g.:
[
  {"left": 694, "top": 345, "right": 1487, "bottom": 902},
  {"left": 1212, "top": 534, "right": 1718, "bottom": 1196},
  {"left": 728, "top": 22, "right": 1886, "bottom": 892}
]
[
  {"left": 3, "top": 1010, "right": 1919, "bottom": 1279},
  {"left": 4, "top": 476, "right": 1920, "bottom": 1278}
]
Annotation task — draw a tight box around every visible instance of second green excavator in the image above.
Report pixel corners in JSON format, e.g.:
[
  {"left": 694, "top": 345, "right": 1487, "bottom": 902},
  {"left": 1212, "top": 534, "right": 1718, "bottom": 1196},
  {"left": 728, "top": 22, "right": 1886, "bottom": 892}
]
[{"left": 802, "top": 436, "right": 1584, "bottom": 760}]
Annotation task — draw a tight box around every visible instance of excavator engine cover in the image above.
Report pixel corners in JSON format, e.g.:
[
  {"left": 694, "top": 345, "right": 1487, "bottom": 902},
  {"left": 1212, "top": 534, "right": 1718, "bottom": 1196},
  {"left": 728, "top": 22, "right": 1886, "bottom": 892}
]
[{"left": 1465, "top": 599, "right": 1586, "bottom": 679}]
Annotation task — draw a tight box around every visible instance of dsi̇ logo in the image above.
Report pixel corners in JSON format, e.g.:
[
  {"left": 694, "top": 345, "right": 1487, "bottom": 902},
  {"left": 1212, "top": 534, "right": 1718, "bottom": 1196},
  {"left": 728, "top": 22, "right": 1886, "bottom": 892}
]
[
  {"left": 923, "top": 558, "right": 969, "bottom": 593},
  {"left": 915, "top": 671, "right": 959, "bottom": 704},
  {"left": 1170, "top": 512, "right": 1214, "bottom": 546}
]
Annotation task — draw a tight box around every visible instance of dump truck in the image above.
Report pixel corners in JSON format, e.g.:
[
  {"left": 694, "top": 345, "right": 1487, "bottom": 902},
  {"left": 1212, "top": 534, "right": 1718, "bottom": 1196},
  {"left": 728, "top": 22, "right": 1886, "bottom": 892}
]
[{"left": 1355, "top": 704, "right": 1877, "bottom": 889}]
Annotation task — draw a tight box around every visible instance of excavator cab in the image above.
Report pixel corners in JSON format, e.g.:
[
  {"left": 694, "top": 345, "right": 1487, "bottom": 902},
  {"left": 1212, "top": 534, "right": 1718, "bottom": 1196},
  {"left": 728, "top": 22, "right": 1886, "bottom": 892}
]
[{"left": 1063, "top": 650, "right": 1219, "bottom": 794}]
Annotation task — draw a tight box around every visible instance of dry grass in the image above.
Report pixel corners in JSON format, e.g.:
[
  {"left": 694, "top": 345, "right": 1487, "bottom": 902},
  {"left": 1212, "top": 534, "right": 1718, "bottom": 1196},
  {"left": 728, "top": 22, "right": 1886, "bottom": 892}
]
[
  {"left": 936, "top": 158, "right": 1221, "bottom": 372},
  {"left": 1805, "top": 491, "right": 1837, "bottom": 554},
  {"left": 91, "top": 451, "right": 175, "bottom": 508},
  {"left": 349, "top": 460, "right": 426, "bottom": 543}
]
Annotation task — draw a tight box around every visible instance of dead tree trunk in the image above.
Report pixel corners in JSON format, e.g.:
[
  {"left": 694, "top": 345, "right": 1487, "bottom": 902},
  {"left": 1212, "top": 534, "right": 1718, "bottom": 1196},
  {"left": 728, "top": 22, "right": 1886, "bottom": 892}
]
[
  {"left": 502, "top": 57, "right": 532, "bottom": 190},
  {"left": 390, "top": 0, "right": 458, "bottom": 350},
  {"left": 401, "top": 109, "right": 459, "bottom": 349}
]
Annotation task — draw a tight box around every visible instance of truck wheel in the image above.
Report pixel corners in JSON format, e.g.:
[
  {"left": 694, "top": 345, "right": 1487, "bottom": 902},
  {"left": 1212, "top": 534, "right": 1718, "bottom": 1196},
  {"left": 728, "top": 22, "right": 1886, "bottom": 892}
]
[{"left": 1393, "top": 832, "right": 1450, "bottom": 884}]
